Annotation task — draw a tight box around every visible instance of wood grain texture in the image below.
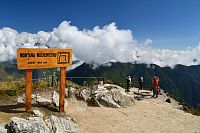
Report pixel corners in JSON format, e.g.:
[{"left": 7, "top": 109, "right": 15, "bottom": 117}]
[
  {"left": 59, "top": 67, "right": 66, "bottom": 112},
  {"left": 17, "top": 48, "right": 72, "bottom": 70},
  {"left": 25, "top": 69, "right": 32, "bottom": 112}
]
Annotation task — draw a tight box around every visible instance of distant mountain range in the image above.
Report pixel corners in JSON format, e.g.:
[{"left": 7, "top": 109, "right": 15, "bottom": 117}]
[
  {"left": 1, "top": 61, "right": 200, "bottom": 109},
  {"left": 68, "top": 62, "right": 200, "bottom": 109}
]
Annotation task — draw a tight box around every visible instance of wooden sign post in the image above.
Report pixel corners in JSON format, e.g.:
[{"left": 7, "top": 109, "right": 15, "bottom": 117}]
[
  {"left": 59, "top": 67, "right": 66, "bottom": 112},
  {"left": 17, "top": 48, "right": 72, "bottom": 112},
  {"left": 26, "top": 69, "right": 32, "bottom": 112}
]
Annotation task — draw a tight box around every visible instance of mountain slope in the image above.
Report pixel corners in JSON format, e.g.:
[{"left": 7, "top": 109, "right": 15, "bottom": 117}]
[
  {"left": 0, "top": 62, "right": 199, "bottom": 109},
  {"left": 68, "top": 62, "right": 200, "bottom": 109},
  {"left": 0, "top": 62, "right": 56, "bottom": 81}
]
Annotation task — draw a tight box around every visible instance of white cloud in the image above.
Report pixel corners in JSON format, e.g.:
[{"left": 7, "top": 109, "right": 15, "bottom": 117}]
[{"left": 0, "top": 21, "right": 200, "bottom": 68}]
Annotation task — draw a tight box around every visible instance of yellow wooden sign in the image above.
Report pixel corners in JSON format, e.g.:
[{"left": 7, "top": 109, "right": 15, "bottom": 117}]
[{"left": 17, "top": 48, "right": 72, "bottom": 69}]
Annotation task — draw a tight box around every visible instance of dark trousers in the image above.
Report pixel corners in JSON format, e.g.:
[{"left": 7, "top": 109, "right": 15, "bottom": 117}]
[
  {"left": 127, "top": 84, "right": 130, "bottom": 92},
  {"left": 139, "top": 83, "right": 143, "bottom": 90},
  {"left": 152, "top": 88, "right": 158, "bottom": 97}
]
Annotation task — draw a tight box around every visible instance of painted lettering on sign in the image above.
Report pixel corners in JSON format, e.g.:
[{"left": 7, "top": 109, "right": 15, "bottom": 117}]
[{"left": 17, "top": 48, "right": 72, "bottom": 69}]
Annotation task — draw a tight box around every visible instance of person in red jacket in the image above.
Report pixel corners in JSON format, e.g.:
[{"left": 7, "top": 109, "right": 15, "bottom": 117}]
[{"left": 152, "top": 75, "right": 160, "bottom": 98}]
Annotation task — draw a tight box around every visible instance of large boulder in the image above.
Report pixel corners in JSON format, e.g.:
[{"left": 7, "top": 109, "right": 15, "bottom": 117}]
[
  {"left": 0, "top": 124, "right": 7, "bottom": 133},
  {"left": 80, "top": 84, "right": 134, "bottom": 108},
  {"left": 79, "top": 88, "right": 91, "bottom": 102},
  {"left": 111, "top": 89, "right": 134, "bottom": 107},
  {"left": 45, "top": 115, "right": 78, "bottom": 133},
  {"left": 98, "top": 92, "right": 120, "bottom": 108},
  {"left": 8, "top": 115, "right": 79, "bottom": 133},
  {"left": 104, "top": 84, "right": 124, "bottom": 91},
  {"left": 9, "top": 117, "right": 50, "bottom": 133}
]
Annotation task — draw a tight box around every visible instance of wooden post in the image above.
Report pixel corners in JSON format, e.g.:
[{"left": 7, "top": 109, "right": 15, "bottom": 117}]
[
  {"left": 26, "top": 69, "right": 32, "bottom": 112},
  {"left": 59, "top": 67, "right": 66, "bottom": 112},
  {"left": 51, "top": 75, "right": 55, "bottom": 87},
  {"left": 51, "top": 72, "right": 56, "bottom": 87}
]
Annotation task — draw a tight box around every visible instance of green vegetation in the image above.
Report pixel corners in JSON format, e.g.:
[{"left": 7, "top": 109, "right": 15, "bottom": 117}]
[
  {"left": 106, "top": 79, "right": 113, "bottom": 84},
  {"left": 68, "top": 62, "right": 200, "bottom": 111},
  {"left": 0, "top": 76, "right": 25, "bottom": 96},
  {"left": 0, "top": 62, "right": 200, "bottom": 115}
]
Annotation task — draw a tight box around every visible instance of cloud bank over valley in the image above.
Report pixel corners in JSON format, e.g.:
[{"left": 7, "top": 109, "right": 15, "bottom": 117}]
[{"left": 1, "top": 21, "right": 200, "bottom": 68}]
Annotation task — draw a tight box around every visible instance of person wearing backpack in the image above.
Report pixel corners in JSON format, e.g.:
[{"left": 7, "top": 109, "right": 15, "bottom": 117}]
[{"left": 152, "top": 75, "right": 159, "bottom": 98}]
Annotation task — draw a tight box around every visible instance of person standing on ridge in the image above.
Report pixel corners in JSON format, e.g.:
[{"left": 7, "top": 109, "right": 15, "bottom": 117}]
[
  {"left": 156, "top": 76, "right": 160, "bottom": 95},
  {"left": 138, "top": 76, "right": 144, "bottom": 93},
  {"left": 126, "top": 76, "right": 131, "bottom": 92},
  {"left": 152, "top": 75, "right": 159, "bottom": 98}
]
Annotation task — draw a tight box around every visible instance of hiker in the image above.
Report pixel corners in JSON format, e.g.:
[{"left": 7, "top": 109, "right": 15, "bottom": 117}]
[
  {"left": 126, "top": 76, "right": 131, "bottom": 92},
  {"left": 138, "top": 76, "right": 144, "bottom": 92},
  {"left": 156, "top": 76, "right": 160, "bottom": 95},
  {"left": 152, "top": 75, "right": 159, "bottom": 98}
]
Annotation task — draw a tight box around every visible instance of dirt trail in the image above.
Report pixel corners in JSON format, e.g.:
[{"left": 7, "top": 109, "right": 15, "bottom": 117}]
[
  {"left": 0, "top": 88, "right": 200, "bottom": 133},
  {"left": 66, "top": 88, "right": 200, "bottom": 133}
]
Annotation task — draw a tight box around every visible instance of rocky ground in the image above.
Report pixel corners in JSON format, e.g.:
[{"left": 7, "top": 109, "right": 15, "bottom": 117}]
[{"left": 0, "top": 85, "right": 200, "bottom": 133}]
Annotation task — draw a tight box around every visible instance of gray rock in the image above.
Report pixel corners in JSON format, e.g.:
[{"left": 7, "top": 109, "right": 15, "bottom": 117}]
[
  {"left": 179, "top": 105, "right": 184, "bottom": 110},
  {"left": 92, "top": 85, "right": 107, "bottom": 95},
  {"left": 32, "top": 110, "right": 44, "bottom": 118},
  {"left": 65, "top": 88, "right": 69, "bottom": 97},
  {"left": 104, "top": 84, "right": 124, "bottom": 91},
  {"left": 111, "top": 89, "right": 134, "bottom": 107},
  {"left": 66, "top": 87, "right": 76, "bottom": 98},
  {"left": 52, "top": 91, "right": 60, "bottom": 108},
  {"left": 9, "top": 117, "right": 49, "bottom": 133},
  {"left": 32, "top": 94, "right": 36, "bottom": 99},
  {"left": 17, "top": 94, "right": 38, "bottom": 104},
  {"left": 51, "top": 91, "right": 68, "bottom": 111},
  {"left": 37, "top": 97, "right": 51, "bottom": 106},
  {"left": 45, "top": 115, "right": 78, "bottom": 133},
  {"left": 99, "top": 81, "right": 104, "bottom": 85},
  {"left": 99, "top": 93, "right": 120, "bottom": 108},
  {"left": 79, "top": 84, "right": 135, "bottom": 108},
  {"left": 17, "top": 96, "right": 24, "bottom": 104},
  {"left": 93, "top": 97, "right": 102, "bottom": 107},
  {"left": 79, "top": 88, "right": 91, "bottom": 102},
  {"left": 0, "top": 124, "right": 7, "bottom": 133}
]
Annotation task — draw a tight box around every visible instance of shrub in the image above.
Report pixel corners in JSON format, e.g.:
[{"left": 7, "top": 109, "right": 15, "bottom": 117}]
[
  {"left": 5, "top": 76, "right": 14, "bottom": 82},
  {"left": 106, "top": 79, "right": 113, "bottom": 84},
  {"left": 5, "top": 88, "right": 17, "bottom": 96},
  {"left": 66, "top": 80, "right": 73, "bottom": 87},
  {"left": 37, "top": 80, "right": 49, "bottom": 89}
]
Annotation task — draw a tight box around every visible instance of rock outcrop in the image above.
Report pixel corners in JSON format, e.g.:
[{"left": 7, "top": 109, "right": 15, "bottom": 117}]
[
  {"left": 45, "top": 115, "right": 78, "bottom": 133},
  {"left": 5, "top": 114, "right": 78, "bottom": 133},
  {"left": 0, "top": 124, "right": 7, "bottom": 133},
  {"left": 9, "top": 117, "right": 50, "bottom": 133},
  {"left": 78, "top": 87, "right": 91, "bottom": 102},
  {"left": 79, "top": 84, "right": 135, "bottom": 108}
]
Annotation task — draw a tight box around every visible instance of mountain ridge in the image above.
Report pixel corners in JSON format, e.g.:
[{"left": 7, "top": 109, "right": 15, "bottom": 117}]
[
  {"left": 68, "top": 62, "right": 200, "bottom": 109},
  {"left": 0, "top": 61, "right": 200, "bottom": 109}
]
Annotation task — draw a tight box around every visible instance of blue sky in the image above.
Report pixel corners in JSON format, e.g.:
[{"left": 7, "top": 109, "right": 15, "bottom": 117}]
[{"left": 0, "top": 0, "right": 200, "bottom": 49}]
